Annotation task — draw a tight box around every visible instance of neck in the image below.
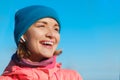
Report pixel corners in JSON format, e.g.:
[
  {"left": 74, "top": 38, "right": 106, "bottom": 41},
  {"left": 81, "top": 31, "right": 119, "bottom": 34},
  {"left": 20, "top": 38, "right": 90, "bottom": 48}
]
[
  {"left": 12, "top": 53, "right": 56, "bottom": 67},
  {"left": 27, "top": 54, "right": 45, "bottom": 62}
]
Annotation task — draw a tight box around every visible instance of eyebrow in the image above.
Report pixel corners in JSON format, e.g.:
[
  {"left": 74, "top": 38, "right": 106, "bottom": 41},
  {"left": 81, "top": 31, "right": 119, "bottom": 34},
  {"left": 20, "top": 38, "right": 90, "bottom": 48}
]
[
  {"left": 36, "top": 21, "right": 59, "bottom": 26},
  {"left": 54, "top": 23, "right": 59, "bottom": 26},
  {"left": 36, "top": 21, "right": 48, "bottom": 25}
]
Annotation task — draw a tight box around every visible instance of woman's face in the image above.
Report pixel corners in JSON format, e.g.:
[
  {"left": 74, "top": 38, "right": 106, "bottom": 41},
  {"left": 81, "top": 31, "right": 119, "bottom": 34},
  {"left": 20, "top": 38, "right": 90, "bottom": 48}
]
[{"left": 23, "top": 18, "right": 60, "bottom": 61}]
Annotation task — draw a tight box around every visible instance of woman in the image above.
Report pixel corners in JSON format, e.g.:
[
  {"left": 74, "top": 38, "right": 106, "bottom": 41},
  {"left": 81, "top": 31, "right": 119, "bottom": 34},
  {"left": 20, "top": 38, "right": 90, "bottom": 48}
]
[{"left": 0, "top": 5, "right": 82, "bottom": 80}]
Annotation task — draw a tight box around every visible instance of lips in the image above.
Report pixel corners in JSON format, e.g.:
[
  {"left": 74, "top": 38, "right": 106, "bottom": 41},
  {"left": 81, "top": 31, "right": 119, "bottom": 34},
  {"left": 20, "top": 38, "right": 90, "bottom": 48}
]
[{"left": 40, "top": 40, "right": 54, "bottom": 48}]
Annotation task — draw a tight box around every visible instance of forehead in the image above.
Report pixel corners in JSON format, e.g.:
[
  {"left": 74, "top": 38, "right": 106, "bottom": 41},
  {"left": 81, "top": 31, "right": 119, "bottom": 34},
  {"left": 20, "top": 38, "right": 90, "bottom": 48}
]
[{"left": 36, "top": 18, "right": 59, "bottom": 24}]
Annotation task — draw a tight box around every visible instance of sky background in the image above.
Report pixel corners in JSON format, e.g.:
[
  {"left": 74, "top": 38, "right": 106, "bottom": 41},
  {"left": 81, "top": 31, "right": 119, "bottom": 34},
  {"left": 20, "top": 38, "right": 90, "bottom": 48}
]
[{"left": 0, "top": 0, "right": 120, "bottom": 80}]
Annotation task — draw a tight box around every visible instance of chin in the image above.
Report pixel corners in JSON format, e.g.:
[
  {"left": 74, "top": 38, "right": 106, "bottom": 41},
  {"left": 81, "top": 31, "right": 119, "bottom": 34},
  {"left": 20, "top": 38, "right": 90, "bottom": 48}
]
[
  {"left": 46, "top": 55, "right": 54, "bottom": 58},
  {"left": 41, "top": 53, "right": 53, "bottom": 58}
]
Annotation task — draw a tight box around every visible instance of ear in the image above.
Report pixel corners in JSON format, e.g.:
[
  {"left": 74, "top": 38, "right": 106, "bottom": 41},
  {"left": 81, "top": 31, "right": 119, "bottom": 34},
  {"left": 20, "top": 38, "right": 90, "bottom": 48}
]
[{"left": 20, "top": 35, "right": 26, "bottom": 43}]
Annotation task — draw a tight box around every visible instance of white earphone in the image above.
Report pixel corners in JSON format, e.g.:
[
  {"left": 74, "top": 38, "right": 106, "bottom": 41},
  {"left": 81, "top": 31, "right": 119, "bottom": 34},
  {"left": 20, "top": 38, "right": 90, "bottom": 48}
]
[{"left": 21, "top": 36, "right": 25, "bottom": 42}]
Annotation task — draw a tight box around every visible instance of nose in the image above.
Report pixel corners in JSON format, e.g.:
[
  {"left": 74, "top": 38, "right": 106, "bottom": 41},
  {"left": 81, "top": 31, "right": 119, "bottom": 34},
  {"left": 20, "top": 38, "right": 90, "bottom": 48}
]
[{"left": 45, "top": 29, "right": 54, "bottom": 39}]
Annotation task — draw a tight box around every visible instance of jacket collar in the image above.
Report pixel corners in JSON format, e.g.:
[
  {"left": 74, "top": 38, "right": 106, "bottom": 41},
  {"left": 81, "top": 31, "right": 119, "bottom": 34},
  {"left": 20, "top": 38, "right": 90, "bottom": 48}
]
[{"left": 12, "top": 53, "right": 56, "bottom": 68}]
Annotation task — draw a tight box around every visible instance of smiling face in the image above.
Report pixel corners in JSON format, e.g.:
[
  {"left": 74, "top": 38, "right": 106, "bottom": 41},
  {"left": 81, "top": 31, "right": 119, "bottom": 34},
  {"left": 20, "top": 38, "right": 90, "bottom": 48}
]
[{"left": 23, "top": 18, "right": 60, "bottom": 62}]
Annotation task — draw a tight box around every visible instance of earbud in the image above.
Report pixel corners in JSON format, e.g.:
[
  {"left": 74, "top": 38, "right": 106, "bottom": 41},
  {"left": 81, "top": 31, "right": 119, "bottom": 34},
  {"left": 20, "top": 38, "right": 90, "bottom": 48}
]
[{"left": 21, "top": 36, "right": 25, "bottom": 42}]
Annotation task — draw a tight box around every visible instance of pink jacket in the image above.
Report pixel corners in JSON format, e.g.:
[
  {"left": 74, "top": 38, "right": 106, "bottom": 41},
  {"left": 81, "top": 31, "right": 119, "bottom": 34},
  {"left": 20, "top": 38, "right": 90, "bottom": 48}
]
[{"left": 0, "top": 56, "right": 82, "bottom": 80}]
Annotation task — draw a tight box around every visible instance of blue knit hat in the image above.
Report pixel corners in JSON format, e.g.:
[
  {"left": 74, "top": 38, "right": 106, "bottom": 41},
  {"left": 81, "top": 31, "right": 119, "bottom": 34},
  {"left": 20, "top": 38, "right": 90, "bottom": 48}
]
[{"left": 14, "top": 5, "right": 60, "bottom": 46}]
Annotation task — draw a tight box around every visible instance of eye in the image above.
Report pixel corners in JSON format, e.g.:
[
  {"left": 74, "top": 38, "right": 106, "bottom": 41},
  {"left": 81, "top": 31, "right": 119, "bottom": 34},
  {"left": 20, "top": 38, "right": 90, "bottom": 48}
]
[
  {"left": 35, "top": 21, "right": 47, "bottom": 28},
  {"left": 54, "top": 24, "right": 60, "bottom": 32},
  {"left": 54, "top": 27, "right": 60, "bottom": 32},
  {"left": 36, "top": 24, "right": 45, "bottom": 28}
]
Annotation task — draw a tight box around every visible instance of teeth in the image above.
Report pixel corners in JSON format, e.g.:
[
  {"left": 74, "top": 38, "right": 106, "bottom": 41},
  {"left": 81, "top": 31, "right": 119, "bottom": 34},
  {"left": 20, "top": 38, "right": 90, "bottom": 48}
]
[{"left": 42, "top": 42, "right": 53, "bottom": 45}]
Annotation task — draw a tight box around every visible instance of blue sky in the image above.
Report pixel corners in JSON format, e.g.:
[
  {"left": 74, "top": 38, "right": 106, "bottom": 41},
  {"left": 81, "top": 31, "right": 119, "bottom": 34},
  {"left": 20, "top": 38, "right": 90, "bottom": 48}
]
[{"left": 0, "top": 0, "right": 120, "bottom": 80}]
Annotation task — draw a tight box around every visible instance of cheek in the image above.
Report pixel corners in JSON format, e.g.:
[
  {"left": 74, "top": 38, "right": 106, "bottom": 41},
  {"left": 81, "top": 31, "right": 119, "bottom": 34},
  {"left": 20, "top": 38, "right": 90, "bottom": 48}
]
[
  {"left": 56, "top": 33, "right": 60, "bottom": 43},
  {"left": 25, "top": 34, "right": 40, "bottom": 52},
  {"left": 26, "top": 30, "right": 43, "bottom": 40}
]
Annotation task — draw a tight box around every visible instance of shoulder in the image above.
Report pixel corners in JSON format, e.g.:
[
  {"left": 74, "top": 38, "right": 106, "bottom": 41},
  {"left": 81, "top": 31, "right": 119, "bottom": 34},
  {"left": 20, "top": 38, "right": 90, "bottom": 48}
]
[
  {"left": 2, "top": 60, "right": 33, "bottom": 80},
  {"left": 58, "top": 69, "right": 83, "bottom": 80},
  {"left": 0, "top": 76, "right": 13, "bottom": 80}
]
